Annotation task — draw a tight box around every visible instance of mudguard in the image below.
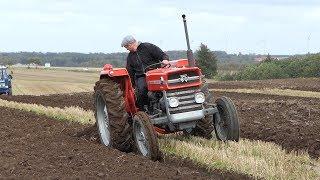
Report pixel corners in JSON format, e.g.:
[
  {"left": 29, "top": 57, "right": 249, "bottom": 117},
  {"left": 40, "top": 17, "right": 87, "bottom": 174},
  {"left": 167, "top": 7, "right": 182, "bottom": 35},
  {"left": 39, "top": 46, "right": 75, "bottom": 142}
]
[{"left": 99, "top": 64, "right": 138, "bottom": 115}]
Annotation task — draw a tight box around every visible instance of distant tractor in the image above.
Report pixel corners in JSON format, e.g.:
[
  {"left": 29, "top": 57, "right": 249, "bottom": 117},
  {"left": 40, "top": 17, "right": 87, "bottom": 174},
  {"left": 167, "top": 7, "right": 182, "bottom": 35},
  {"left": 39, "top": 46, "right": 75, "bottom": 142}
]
[
  {"left": 93, "top": 15, "right": 240, "bottom": 160},
  {"left": 0, "top": 66, "right": 13, "bottom": 96}
]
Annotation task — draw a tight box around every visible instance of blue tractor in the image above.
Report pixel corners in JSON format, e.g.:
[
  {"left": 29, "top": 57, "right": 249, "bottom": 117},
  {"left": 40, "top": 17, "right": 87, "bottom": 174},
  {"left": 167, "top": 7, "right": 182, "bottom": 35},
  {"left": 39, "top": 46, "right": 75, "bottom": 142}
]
[{"left": 0, "top": 66, "right": 13, "bottom": 96}]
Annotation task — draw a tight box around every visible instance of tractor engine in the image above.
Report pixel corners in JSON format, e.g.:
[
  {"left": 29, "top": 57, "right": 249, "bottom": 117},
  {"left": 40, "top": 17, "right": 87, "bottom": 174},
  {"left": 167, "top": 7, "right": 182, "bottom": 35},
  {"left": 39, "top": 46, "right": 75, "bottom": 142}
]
[{"left": 145, "top": 60, "right": 209, "bottom": 132}]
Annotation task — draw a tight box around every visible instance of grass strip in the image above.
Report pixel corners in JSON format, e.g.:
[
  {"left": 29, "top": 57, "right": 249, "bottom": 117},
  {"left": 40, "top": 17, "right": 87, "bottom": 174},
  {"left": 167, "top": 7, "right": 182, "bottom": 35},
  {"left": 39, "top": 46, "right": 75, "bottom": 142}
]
[
  {"left": 0, "top": 99, "right": 94, "bottom": 124},
  {"left": 160, "top": 135, "right": 320, "bottom": 179}
]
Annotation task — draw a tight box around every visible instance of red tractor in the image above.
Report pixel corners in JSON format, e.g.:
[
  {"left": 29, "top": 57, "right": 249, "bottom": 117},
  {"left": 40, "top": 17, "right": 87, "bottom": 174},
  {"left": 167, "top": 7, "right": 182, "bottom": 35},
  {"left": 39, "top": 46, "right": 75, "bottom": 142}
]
[{"left": 94, "top": 15, "right": 240, "bottom": 160}]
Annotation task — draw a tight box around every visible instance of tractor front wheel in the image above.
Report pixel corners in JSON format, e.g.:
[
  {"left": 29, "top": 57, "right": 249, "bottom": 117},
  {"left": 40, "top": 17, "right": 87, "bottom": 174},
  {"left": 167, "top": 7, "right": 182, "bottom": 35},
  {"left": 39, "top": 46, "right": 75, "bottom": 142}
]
[
  {"left": 214, "top": 96, "right": 240, "bottom": 141},
  {"left": 133, "top": 111, "right": 160, "bottom": 161}
]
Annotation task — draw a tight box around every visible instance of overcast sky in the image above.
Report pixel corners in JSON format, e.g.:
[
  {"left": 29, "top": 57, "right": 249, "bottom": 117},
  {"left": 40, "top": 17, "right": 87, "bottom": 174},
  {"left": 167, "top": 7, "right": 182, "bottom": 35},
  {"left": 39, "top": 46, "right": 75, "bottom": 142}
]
[{"left": 0, "top": 0, "right": 320, "bottom": 55}]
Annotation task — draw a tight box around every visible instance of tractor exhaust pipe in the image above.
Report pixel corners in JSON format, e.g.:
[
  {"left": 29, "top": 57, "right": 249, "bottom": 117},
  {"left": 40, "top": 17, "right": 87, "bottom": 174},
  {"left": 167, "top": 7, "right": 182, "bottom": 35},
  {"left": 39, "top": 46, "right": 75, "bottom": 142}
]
[{"left": 182, "top": 14, "right": 195, "bottom": 67}]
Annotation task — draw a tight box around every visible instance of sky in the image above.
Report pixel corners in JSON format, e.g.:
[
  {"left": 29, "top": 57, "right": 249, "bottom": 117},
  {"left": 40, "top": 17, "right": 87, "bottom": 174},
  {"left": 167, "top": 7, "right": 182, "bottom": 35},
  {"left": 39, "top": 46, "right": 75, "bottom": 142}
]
[{"left": 0, "top": 0, "right": 320, "bottom": 55}]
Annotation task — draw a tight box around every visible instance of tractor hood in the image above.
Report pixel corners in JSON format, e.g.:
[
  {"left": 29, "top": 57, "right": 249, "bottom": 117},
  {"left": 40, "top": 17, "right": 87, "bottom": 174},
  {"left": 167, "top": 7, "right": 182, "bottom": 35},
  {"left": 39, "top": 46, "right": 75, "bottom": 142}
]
[{"left": 146, "top": 65, "right": 202, "bottom": 91}]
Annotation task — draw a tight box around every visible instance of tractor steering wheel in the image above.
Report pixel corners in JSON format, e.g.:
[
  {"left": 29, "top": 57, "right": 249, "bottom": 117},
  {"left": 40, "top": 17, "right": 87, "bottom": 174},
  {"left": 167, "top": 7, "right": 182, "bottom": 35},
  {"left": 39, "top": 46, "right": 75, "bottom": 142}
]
[{"left": 144, "top": 61, "right": 171, "bottom": 73}]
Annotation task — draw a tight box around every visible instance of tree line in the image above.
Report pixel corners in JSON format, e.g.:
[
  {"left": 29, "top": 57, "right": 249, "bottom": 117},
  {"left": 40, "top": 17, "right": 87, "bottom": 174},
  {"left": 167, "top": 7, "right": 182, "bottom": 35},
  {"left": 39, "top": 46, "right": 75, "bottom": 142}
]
[
  {"left": 217, "top": 53, "right": 320, "bottom": 80},
  {"left": 3, "top": 46, "right": 306, "bottom": 80},
  {"left": 0, "top": 49, "right": 259, "bottom": 68}
]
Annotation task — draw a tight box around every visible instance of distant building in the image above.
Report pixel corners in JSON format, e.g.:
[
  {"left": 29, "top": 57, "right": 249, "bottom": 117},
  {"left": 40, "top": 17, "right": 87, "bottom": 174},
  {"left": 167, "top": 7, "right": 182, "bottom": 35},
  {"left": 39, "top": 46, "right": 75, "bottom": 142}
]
[
  {"left": 276, "top": 56, "right": 289, "bottom": 60},
  {"left": 254, "top": 56, "right": 289, "bottom": 62},
  {"left": 45, "top": 63, "right": 51, "bottom": 68},
  {"left": 254, "top": 56, "right": 267, "bottom": 62}
]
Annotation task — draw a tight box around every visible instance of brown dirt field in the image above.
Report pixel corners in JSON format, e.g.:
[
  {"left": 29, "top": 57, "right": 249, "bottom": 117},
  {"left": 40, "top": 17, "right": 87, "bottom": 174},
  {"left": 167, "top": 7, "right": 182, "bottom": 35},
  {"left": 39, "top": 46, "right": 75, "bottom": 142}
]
[
  {"left": 208, "top": 77, "right": 320, "bottom": 92},
  {"left": 213, "top": 91, "right": 320, "bottom": 158},
  {"left": 0, "top": 107, "right": 248, "bottom": 179},
  {"left": 2, "top": 91, "right": 320, "bottom": 158}
]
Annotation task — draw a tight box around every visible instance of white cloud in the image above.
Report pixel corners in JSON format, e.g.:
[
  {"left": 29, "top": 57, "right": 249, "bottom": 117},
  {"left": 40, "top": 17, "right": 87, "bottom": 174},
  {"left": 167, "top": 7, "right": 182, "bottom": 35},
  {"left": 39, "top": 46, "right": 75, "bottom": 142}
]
[
  {"left": 192, "top": 12, "right": 247, "bottom": 25},
  {"left": 304, "top": 7, "right": 320, "bottom": 20},
  {"left": 1, "top": 0, "right": 320, "bottom": 54},
  {"left": 157, "top": 6, "right": 179, "bottom": 18}
]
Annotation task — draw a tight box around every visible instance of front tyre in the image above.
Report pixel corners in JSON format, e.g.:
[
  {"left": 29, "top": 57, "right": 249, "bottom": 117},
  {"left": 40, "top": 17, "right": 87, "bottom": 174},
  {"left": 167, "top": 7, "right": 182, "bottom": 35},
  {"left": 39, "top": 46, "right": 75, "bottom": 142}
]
[
  {"left": 133, "top": 111, "right": 160, "bottom": 161},
  {"left": 214, "top": 96, "right": 240, "bottom": 141}
]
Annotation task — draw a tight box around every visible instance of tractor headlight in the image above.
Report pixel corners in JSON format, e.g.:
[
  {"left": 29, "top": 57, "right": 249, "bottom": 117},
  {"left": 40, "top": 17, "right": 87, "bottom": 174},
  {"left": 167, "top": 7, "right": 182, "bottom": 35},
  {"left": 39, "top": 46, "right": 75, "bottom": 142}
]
[
  {"left": 0, "top": 82, "right": 5, "bottom": 87},
  {"left": 168, "top": 97, "right": 179, "bottom": 108},
  {"left": 194, "top": 92, "right": 205, "bottom": 104}
]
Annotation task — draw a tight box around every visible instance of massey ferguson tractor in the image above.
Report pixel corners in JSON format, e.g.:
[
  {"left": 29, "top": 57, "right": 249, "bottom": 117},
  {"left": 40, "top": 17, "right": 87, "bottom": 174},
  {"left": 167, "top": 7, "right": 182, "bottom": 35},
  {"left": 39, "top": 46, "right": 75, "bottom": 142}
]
[{"left": 93, "top": 15, "right": 240, "bottom": 160}]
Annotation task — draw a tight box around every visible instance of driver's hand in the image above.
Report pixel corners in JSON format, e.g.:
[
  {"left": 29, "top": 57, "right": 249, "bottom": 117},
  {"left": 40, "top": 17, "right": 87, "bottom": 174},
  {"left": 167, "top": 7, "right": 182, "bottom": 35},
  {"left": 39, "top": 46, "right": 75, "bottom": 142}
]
[{"left": 162, "top": 60, "right": 170, "bottom": 65}]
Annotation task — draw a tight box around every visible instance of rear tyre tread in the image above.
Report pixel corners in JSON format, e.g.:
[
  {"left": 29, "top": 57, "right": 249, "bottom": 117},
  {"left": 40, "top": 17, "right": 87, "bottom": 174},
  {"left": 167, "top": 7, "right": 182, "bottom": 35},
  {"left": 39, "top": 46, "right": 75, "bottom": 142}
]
[{"left": 94, "top": 78, "right": 133, "bottom": 152}]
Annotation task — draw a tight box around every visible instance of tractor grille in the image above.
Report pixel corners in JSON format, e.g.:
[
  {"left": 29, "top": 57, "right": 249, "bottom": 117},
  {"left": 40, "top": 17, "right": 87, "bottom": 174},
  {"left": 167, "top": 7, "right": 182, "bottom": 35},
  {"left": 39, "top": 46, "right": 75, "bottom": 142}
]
[
  {"left": 166, "top": 87, "right": 203, "bottom": 114},
  {"left": 167, "top": 71, "right": 200, "bottom": 86}
]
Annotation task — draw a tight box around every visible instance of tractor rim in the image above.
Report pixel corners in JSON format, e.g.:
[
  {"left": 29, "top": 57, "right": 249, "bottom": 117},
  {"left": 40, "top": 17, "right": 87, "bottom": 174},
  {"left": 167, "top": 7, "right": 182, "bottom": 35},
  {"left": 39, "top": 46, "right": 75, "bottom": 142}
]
[
  {"left": 216, "top": 111, "right": 228, "bottom": 141},
  {"left": 134, "top": 122, "right": 149, "bottom": 156},
  {"left": 96, "top": 94, "right": 111, "bottom": 146}
]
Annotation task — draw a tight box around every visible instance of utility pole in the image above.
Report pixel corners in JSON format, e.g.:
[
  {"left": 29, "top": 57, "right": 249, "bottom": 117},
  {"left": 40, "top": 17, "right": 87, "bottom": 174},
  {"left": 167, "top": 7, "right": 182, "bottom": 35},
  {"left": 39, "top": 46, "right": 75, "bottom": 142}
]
[{"left": 307, "top": 33, "right": 311, "bottom": 54}]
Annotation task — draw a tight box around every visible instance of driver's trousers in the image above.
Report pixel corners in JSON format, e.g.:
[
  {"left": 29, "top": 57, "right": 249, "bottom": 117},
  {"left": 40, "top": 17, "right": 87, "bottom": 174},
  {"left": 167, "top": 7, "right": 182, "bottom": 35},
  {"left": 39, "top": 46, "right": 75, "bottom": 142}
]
[{"left": 135, "top": 76, "right": 148, "bottom": 111}]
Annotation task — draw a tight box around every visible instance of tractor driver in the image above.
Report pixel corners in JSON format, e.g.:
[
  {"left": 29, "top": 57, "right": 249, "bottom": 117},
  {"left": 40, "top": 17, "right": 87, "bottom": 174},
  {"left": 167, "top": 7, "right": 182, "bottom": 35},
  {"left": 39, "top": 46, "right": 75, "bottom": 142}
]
[{"left": 121, "top": 35, "right": 169, "bottom": 111}]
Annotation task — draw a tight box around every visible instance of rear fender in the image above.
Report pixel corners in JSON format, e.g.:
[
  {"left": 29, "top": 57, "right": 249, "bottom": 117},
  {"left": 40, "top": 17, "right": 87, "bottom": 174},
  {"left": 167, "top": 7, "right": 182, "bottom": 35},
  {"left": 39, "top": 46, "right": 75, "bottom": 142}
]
[
  {"left": 99, "top": 64, "right": 138, "bottom": 115},
  {"left": 100, "top": 64, "right": 129, "bottom": 78}
]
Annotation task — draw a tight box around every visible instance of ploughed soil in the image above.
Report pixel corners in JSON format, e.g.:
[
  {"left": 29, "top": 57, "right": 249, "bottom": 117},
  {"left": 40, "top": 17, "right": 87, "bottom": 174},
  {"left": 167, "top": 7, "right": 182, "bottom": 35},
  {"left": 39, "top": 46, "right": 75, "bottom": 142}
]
[
  {"left": 208, "top": 77, "right": 320, "bottom": 92},
  {"left": 213, "top": 91, "right": 320, "bottom": 158},
  {"left": 0, "top": 107, "right": 248, "bottom": 179},
  {"left": 1, "top": 89, "right": 320, "bottom": 158}
]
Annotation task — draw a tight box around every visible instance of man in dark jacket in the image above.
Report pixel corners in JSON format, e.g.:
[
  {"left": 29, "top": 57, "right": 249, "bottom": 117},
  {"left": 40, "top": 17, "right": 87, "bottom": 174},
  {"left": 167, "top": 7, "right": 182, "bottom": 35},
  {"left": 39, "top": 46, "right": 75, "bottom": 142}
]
[{"left": 122, "top": 35, "right": 169, "bottom": 111}]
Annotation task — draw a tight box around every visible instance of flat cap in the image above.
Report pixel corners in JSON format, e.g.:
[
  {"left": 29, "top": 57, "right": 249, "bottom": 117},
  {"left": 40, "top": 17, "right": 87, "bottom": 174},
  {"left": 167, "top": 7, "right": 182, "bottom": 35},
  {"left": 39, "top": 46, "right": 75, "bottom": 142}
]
[{"left": 121, "top": 35, "right": 136, "bottom": 47}]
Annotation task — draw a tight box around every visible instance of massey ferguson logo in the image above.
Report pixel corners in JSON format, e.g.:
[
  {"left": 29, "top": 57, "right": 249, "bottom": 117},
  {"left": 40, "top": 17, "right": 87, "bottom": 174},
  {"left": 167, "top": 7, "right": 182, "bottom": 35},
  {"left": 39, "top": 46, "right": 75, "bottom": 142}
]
[{"left": 179, "top": 74, "right": 189, "bottom": 82}]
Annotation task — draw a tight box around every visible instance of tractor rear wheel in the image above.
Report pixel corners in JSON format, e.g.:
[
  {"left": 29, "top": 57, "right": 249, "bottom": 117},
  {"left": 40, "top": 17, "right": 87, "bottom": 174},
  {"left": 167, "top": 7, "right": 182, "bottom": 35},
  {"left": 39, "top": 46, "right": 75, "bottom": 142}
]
[
  {"left": 133, "top": 111, "right": 160, "bottom": 161},
  {"left": 94, "top": 78, "right": 133, "bottom": 152},
  {"left": 188, "top": 83, "right": 214, "bottom": 139},
  {"left": 214, "top": 96, "right": 240, "bottom": 141},
  {"left": 7, "top": 88, "right": 12, "bottom": 96}
]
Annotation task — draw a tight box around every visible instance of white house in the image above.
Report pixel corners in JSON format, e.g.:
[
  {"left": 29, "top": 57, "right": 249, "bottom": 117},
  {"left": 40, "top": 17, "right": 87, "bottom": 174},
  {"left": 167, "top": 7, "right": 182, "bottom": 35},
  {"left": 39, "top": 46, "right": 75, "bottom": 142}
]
[{"left": 45, "top": 63, "right": 51, "bottom": 68}]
